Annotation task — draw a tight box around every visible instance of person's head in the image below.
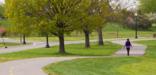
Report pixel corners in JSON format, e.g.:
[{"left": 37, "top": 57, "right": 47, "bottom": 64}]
[{"left": 127, "top": 38, "right": 130, "bottom": 41}]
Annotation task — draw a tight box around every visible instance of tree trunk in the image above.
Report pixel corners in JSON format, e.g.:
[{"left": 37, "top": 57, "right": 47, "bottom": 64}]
[
  {"left": 58, "top": 33, "right": 65, "bottom": 53},
  {"left": 22, "top": 34, "right": 26, "bottom": 45},
  {"left": 97, "top": 28, "right": 104, "bottom": 46},
  {"left": 84, "top": 30, "right": 90, "bottom": 48},
  {"left": 45, "top": 34, "right": 50, "bottom": 48}
]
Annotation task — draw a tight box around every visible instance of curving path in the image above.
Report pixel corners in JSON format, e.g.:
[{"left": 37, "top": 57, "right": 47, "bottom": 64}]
[
  {"left": 0, "top": 39, "right": 147, "bottom": 75},
  {"left": 0, "top": 57, "right": 85, "bottom": 75},
  {"left": 0, "top": 40, "right": 97, "bottom": 54},
  {"left": 112, "top": 40, "right": 147, "bottom": 56}
]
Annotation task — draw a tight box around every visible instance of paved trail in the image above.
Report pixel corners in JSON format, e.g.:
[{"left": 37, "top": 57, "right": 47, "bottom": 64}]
[
  {"left": 0, "top": 40, "right": 89, "bottom": 54},
  {"left": 0, "top": 57, "right": 85, "bottom": 75},
  {"left": 0, "top": 39, "right": 148, "bottom": 75},
  {"left": 112, "top": 40, "right": 147, "bottom": 56}
]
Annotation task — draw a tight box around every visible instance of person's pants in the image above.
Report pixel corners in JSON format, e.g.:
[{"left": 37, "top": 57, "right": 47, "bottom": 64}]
[{"left": 126, "top": 48, "right": 130, "bottom": 56}]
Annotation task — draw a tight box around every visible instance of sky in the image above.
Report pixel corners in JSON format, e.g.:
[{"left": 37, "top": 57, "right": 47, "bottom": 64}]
[
  {"left": 0, "top": 0, "right": 4, "bottom": 4},
  {"left": 0, "top": 0, "right": 138, "bottom": 5},
  {"left": 0, "top": 0, "right": 138, "bottom": 9},
  {"left": 110, "top": 0, "right": 139, "bottom": 12}
]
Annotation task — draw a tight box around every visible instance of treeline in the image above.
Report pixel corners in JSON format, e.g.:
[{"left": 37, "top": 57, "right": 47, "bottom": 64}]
[{"left": 4, "top": 0, "right": 153, "bottom": 53}]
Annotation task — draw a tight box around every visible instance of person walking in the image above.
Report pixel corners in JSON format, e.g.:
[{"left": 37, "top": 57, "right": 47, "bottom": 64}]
[{"left": 125, "top": 39, "right": 132, "bottom": 56}]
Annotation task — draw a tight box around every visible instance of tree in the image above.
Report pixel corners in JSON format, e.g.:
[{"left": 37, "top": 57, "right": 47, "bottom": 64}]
[
  {"left": 81, "top": 15, "right": 97, "bottom": 48},
  {"left": 79, "top": 0, "right": 99, "bottom": 48},
  {"left": 20, "top": 0, "right": 83, "bottom": 53},
  {"left": 93, "top": 0, "right": 111, "bottom": 46},
  {"left": 5, "top": 0, "right": 34, "bottom": 44},
  {"left": 140, "top": 0, "right": 156, "bottom": 13},
  {"left": 0, "top": 4, "right": 4, "bottom": 19},
  {"left": 35, "top": 19, "right": 51, "bottom": 48}
]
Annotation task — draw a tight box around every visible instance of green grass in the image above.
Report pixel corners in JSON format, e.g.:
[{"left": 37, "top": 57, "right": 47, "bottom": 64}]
[
  {"left": 0, "top": 42, "right": 20, "bottom": 47},
  {"left": 44, "top": 57, "right": 141, "bottom": 75},
  {"left": 137, "top": 40, "right": 156, "bottom": 58},
  {"left": 117, "top": 58, "right": 156, "bottom": 75},
  {"left": 0, "top": 42, "right": 121, "bottom": 62},
  {"left": 0, "top": 19, "right": 11, "bottom": 27},
  {"left": 103, "top": 23, "right": 133, "bottom": 32},
  {"left": 44, "top": 40, "right": 156, "bottom": 75},
  {"left": 11, "top": 31, "right": 156, "bottom": 42}
]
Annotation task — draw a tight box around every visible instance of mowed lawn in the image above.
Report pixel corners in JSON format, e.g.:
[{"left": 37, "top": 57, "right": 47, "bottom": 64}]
[
  {"left": 44, "top": 40, "right": 156, "bottom": 75},
  {"left": 0, "top": 42, "right": 121, "bottom": 62},
  {"left": 11, "top": 31, "right": 156, "bottom": 42},
  {"left": 0, "top": 42, "right": 20, "bottom": 47}
]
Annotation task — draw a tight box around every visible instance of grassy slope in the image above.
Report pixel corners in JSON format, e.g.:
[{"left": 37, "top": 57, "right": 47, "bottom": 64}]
[
  {"left": 44, "top": 57, "right": 140, "bottom": 75},
  {"left": 44, "top": 40, "right": 156, "bottom": 75},
  {"left": 0, "top": 42, "right": 121, "bottom": 62}
]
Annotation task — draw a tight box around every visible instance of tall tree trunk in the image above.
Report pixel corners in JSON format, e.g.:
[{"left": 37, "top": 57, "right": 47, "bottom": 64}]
[
  {"left": 97, "top": 28, "right": 104, "bottom": 46},
  {"left": 22, "top": 34, "right": 26, "bottom": 45},
  {"left": 84, "top": 30, "right": 90, "bottom": 48},
  {"left": 58, "top": 33, "right": 65, "bottom": 53},
  {"left": 45, "top": 34, "right": 50, "bottom": 48}
]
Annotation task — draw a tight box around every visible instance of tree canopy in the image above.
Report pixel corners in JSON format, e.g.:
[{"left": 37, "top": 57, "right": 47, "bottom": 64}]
[
  {"left": 140, "top": 0, "right": 156, "bottom": 13},
  {"left": 5, "top": 0, "right": 118, "bottom": 53}
]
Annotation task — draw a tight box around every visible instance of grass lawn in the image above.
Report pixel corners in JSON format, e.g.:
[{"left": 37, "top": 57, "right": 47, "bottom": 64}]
[
  {"left": 10, "top": 23, "right": 156, "bottom": 42},
  {"left": 0, "top": 42, "right": 20, "bottom": 47},
  {"left": 44, "top": 40, "right": 156, "bottom": 75},
  {"left": 44, "top": 57, "right": 141, "bottom": 75},
  {"left": 0, "top": 42, "right": 121, "bottom": 62},
  {"left": 10, "top": 31, "right": 156, "bottom": 42}
]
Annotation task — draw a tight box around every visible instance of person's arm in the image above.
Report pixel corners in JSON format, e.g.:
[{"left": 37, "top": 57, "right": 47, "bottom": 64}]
[{"left": 124, "top": 42, "right": 127, "bottom": 48}]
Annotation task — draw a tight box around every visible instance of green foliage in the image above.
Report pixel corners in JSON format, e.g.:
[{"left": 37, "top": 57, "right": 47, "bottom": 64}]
[
  {"left": 26, "top": 0, "right": 83, "bottom": 36},
  {"left": 79, "top": 0, "right": 111, "bottom": 32},
  {"left": 4, "top": 0, "right": 113, "bottom": 36},
  {"left": 0, "top": 4, "right": 4, "bottom": 18},
  {"left": 140, "top": 0, "right": 156, "bottom": 13},
  {"left": 5, "top": 0, "right": 35, "bottom": 35},
  {"left": 0, "top": 20, "right": 10, "bottom": 27}
]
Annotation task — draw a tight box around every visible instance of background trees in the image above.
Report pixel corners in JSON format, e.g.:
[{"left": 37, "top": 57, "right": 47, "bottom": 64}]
[
  {"left": 140, "top": 0, "right": 156, "bottom": 13},
  {"left": 0, "top": 5, "right": 4, "bottom": 19},
  {"left": 5, "top": 0, "right": 35, "bottom": 44},
  {"left": 94, "top": 0, "right": 111, "bottom": 46},
  {"left": 79, "top": 0, "right": 111, "bottom": 47},
  {"left": 5, "top": 0, "right": 151, "bottom": 54},
  {"left": 37, "top": 0, "right": 82, "bottom": 53}
]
